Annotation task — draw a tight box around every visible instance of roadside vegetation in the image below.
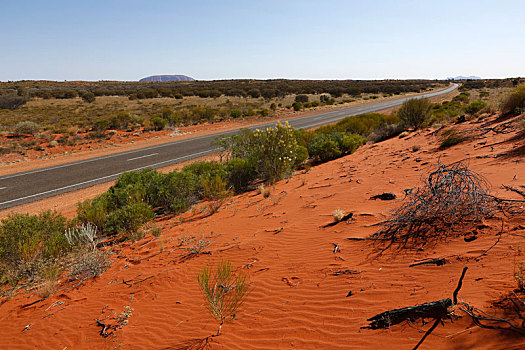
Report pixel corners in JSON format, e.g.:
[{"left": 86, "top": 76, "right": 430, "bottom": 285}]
[{"left": 1, "top": 79, "right": 523, "bottom": 297}]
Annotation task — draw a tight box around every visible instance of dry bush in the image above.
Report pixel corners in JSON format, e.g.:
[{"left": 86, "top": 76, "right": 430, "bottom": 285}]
[
  {"left": 332, "top": 208, "right": 345, "bottom": 222},
  {"left": 374, "top": 162, "right": 495, "bottom": 247},
  {"left": 257, "top": 184, "right": 271, "bottom": 198},
  {"left": 68, "top": 249, "right": 111, "bottom": 284}
]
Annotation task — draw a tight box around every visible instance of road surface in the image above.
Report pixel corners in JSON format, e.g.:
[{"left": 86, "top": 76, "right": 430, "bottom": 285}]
[{"left": 0, "top": 84, "right": 458, "bottom": 209}]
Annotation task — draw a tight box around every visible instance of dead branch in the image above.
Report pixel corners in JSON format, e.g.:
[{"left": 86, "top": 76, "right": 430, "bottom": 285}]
[
  {"left": 264, "top": 227, "right": 283, "bottom": 234},
  {"left": 364, "top": 298, "right": 452, "bottom": 329},
  {"left": 409, "top": 258, "right": 447, "bottom": 267},
  {"left": 453, "top": 267, "right": 468, "bottom": 304},
  {"left": 502, "top": 185, "right": 525, "bottom": 198},
  {"left": 370, "top": 193, "right": 397, "bottom": 201},
  {"left": 332, "top": 269, "right": 361, "bottom": 276}
]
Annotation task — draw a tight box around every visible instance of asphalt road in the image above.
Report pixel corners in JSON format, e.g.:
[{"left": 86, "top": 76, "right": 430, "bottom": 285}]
[{"left": 0, "top": 84, "right": 458, "bottom": 209}]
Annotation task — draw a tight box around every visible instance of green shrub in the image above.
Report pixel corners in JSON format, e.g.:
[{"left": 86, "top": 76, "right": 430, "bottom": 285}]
[
  {"left": 15, "top": 121, "right": 40, "bottom": 135},
  {"left": 427, "top": 101, "right": 464, "bottom": 125},
  {"left": 465, "top": 100, "right": 487, "bottom": 115},
  {"left": 397, "top": 98, "right": 432, "bottom": 129},
  {"left": 339, "top": 133, "right": 365, "bottom": 153},
  {"left": 230, "top": 109, "right": 242, "bottom": 118},
  {"left": 201, "top": 174, "right": 232, "bottom": 201},
  {"left": 292, "top": 102, "right": 303, "bottom": 111},
  {"left": 104, "top": 202, "right": 154, "bottom": 235},
  {"left": 162, "top": 171, "right": 199, "bottom": 213},
  {"left": 218, "top": 122, "right": 300, "bottom": 182},
  {"left": 226, "top": 158, "right": 257, "bottom": 193},
  {"left": 294, "top": 129, "right": 316, "bottom": 148},
  {"left": 501, "top": 85, "right": 525, "bottom": 116},
  {"left": 335, "top": 113, "right": 399, "bottom": 137},
  {"left": 258, "top": 108, "right": 269, "bottom": 116},
  {"left": 80, "top": 91, "right": 96, "bottom": 103},
  {"left": 308, "top": 134, "right": 341, "bottom": 162},
  {"left": 0, "top": 211, "right": 70, "bottom": 282},
  {"left": 293, "top": 145, "right": 309, "bottom": 167},
  {"left": 308, "top": 132, "right": 364, "bottom": 162},
  {"left": 77, "top": 198, "right": 108, "bottom": 230},
  {"left": 151, "top": 117, "right": 168, "bottom": 130}
]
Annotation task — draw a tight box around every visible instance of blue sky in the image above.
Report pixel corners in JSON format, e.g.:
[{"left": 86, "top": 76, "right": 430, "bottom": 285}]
[{"left": 1, "top": 0, "right": 523, "bottom": 81}]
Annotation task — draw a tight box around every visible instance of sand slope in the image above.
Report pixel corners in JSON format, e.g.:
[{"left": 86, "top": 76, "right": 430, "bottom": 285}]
[{"left": 1, "top": 113, "right": 524, "bottom": 349}]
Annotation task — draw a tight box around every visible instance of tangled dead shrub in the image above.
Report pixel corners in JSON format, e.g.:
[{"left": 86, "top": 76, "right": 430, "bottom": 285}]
[
  {"left": 68, "top": 250, "right": 111, "bottom": 284},
  {"left": 374, "top": 162, "right": 495, "bottom": 247}
]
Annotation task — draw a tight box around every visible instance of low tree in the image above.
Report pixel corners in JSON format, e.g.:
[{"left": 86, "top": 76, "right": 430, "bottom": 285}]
[{"left": 295, "top": 94, "right": 309, "bottom": 103}]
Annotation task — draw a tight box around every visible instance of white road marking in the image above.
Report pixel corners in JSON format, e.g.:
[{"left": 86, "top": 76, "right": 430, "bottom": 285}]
[
  {"left": 0, "top": 149, "right": 218, "bottom": 207},
  {"left": 0, "top": 187, "right": 6, "bottom": 190},
  {"left": 127, "top": 153, "right": 158, "bottom": 161}
]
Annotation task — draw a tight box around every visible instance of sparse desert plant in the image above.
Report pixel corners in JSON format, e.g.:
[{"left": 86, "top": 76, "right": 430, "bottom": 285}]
[
  {"left": 68, "top": 249, "right": 111, "bottom": 283},
  {"left": 374, "top": 162, "right": 495, "bottom": 248},
  {"left": 65, "top": 223, "right": 98, "bottom": 251},
  {"left": 186, "top": 239, "right": 211, "bottom": 254},
  {"left": 198, "top": 260, "right": 248, "bottom": 336},
  {"left": 35, "top": 260, "right": 63, "bottom": 297},
  {"left": 14, "top": 121, "right": 40, "bottom": 135},
  {"left": 257, "top": 184, "right": 271, "bottom": 198},
  {"left": 397, "top": 98, "right": 432, "bottom": 129},
  {"left": 465, "top": 100, "right": 487, "bottom": 115},
  {"left": 115, "top": 306, "right": 134, "bottom": 327},
  {"left": 332, "top": 208, "right": 345, "bottom": 222},
  {"left": 501, "top": 85, "right": 525, "bottom": 116}
]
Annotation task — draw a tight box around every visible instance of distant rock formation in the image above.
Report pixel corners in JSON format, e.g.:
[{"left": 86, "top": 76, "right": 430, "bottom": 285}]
[
  {"left": 140, "top": 75, "right": 195, "bottom": 82},
  {"left": 446, "top": 76, "right": 482, "bottom": 80}
]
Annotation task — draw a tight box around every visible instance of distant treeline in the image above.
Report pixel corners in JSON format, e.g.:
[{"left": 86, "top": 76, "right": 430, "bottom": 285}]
[{"left": 0, "top": 79, "right": 449, "bottom": 100}]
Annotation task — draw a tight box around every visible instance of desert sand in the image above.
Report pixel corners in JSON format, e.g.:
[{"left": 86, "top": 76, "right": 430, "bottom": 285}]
[{"left": 0, "top": 112, "right": 523, "bottom": 349}]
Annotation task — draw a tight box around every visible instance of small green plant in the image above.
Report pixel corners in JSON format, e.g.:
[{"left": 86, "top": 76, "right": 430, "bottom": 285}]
[
  {"left": 115, "top": 306, "right": 134, "bottom": 327},
  {"left": 465, "top": 100, "right": 487, "bottom": 115},
  {"left": 198, "top": 260, "right": 248, "bottom": 336}
]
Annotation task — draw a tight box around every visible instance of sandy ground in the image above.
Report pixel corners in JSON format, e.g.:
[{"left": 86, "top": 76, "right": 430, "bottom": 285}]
[
  {"left": 0, "top": 85, "right": 457, "bottom": 219},
  {"left": 0, "top": 112, "right": 524, "bottom": 349}
]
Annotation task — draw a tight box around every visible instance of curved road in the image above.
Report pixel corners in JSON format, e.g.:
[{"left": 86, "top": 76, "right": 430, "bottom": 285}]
[{"left": 0, "top": 84, "right": 457, "bottom": 209}]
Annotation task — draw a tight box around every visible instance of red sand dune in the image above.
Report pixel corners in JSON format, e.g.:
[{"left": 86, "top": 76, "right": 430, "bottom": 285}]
[{"left": 0, "top": 113, "right": 524, "bottom": 349}]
